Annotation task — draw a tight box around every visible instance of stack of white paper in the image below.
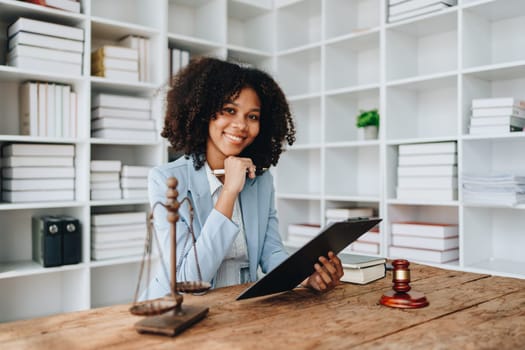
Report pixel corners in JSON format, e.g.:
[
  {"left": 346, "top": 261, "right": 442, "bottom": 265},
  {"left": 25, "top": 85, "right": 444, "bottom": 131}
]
[{"left": 462, "top": 173, "right": 525, "bottom": 206}]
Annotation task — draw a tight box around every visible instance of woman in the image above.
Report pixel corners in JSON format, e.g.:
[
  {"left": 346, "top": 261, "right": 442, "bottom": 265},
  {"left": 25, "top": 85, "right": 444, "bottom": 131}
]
[{"left": 146, "top": 57, "right": 343, "bottom": 299}]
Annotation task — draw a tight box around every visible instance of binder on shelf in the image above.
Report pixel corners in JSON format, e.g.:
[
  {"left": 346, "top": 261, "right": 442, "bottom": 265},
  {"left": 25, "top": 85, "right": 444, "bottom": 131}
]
[
  {"left": 32, "top": 216, "right": 62, "bottom": 267},
  {"left": 59, "top": 215, "right": 81, "bottom": 265}
]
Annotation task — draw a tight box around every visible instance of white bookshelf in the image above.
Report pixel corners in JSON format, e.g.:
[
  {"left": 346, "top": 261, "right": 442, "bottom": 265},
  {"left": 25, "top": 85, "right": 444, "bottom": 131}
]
[
  {"left": 273, "top": 0, "right": 525, "bottom": 283},
  {"left": 1, "top": 0, "right": 524, "bottom": 323}
]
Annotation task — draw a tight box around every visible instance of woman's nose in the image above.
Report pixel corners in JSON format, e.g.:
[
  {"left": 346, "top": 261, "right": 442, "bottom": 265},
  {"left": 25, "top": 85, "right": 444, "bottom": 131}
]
[{"left": 232, "top": 113, "right": 247, "bottom": 129}]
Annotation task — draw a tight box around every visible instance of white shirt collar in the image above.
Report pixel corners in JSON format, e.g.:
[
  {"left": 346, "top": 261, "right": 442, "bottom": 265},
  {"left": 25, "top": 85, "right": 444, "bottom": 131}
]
[{"left": 204, "top": 162, "right": 223, "bottom": 198}]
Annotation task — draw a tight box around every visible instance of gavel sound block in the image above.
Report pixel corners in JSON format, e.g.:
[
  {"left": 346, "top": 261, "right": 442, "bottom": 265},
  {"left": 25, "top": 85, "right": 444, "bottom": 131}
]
[{"left": 380, "top": 259, "right": 429, "bottom": 309}]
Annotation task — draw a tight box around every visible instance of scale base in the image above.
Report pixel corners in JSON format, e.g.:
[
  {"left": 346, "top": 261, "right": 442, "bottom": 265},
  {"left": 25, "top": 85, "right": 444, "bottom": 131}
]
[
  {"left": 380, "top": 290, "right": 429, "bottom": 309},
  {"left": 134, "top": 305, "right": 209, "bottom": 337}
]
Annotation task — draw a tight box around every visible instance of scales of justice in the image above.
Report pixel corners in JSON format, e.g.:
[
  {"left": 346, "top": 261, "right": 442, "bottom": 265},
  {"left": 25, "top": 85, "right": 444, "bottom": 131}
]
[{"left": 129, "top": 177, "right": 211, "bottom": 336}]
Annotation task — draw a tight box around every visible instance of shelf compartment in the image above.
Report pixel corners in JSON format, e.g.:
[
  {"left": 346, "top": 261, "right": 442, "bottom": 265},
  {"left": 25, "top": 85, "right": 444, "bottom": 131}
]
[
  {"left": 462, "top": 137, "right": 525, "bottom": 179},
  {"left": 0, "top": 207, "right": 88, "bottom": 266},
  {"left": 227, "top": 0, "right": 273, "bottom": 52},
  {"left": 385, "top": 143, "right": 460, "bottom": 203},
  {"left": 276, "top": 198, "right": 321, "bottom": 242},
  {"left": 91, "top": 0, "right": 162, "bottom": 29},
  {"left": 386, "top": 75, "right": 458, "bottom": 140},
  {"left": 290, "top": 96, "right": 321, "bottom": 146},
  {"left": 386, "top": 11, "right": 457, "bottom": 82},
  {"left": 325, "top": 31, "right": 379, "bottom": 91},
  {"left": 462, "top": 206, "right": 525, "bottom": 278},
  {"left": 324, "top": 0, "right": 379, "bottom": 40},
  {"left": 462, "top": 0, "right": 525, "bottom": 69},
  {"left": 325, "top": 87, "right": 379, "bottom": 143},
  {"left": 91, "top": 262, "right": 140, "bottom": 308},
  {"left": 276, "top": 0, "right": 321, "bottom": 51},
  {"left": 276, "top": 148, "right": 320, "bottom": 196},
  {"left": 227, "top": 48, "right": 272, "bottom": 72},
  {"left": 0, "top": 69, "right": 85, "bottom": 138},
  {"left": 90, "top": 20, "right": 163, "bottom": 85},
  {"left": 462, "top": 64, "right": 525, "bottom": 135},
  {"left": 325, "top": 145, "right": 380, "bottom": 198},
  {"left": 276, "top": 46, "right": 321, "bottom": 97},
  {"left": 387, "top": 203, "right": 459, "bottom": 261},
  {"left": 167, "top": 0, "right": 226, "bottom": 45},
  {"left": 0, "top": 269, "right": 88, "bottom": 322}
]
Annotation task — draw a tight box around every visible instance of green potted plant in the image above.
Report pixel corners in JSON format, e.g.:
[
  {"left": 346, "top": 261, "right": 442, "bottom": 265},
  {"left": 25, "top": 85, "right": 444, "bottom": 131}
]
[{"left": 356, "top": 109, "right": 379, "bottom": 140}]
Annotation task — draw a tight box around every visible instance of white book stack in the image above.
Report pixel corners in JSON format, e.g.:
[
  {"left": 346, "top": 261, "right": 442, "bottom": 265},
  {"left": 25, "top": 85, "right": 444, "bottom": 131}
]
[
  {"left": 91, "top": 93, "right": 156, "bottom": 141},
  {"left": 387, "top": 0, "right": 457, "bottom": 23},
  {"left": 389, "top": 221, "right": 459, "bottom": 263},
  {"left": 397, "top": 141, "right": 458, "bottom": 201},
  {"left": 169, "top": 48, "right": 190, "bottom": 81},
  {"left": 469, "top": 97, "right": 525, "bottom": 135},
  {"left": 19, "top": 82, "right": 77, "bottom": 137},
  {"left": 462, "top": 173, "right": 525, "bottom": 206},
  {"left": 21, "top": 0, "right": 81, "bottom": 13},
  {"left": 347, "top": 226, "right": 380, "bottom": 255},
  {"left": 91, "top": 45, "right": 139, "bottom": 82},
  {"left": 286, "top": 223, "right": 321, "bottom": 247},
  {"left": 119, "top": 35, "right": 150, "bottom": 82},
  {"left": 90, "top": 160, "right": 122, "bottom": 200},
  {"left": 1, "top": 143, "right": 75, "bottom": 203},
  {"left": 91, "top": 211, "right": 147, "bottom": 260},
  {"left": 325, "top": 207, "right": 375, "bottom": 226},
  {"left": 120, "top": 165, "right": 150, "bottom": 200},
  {"left": 7, "top": 17, "right": 84, "bottom": 76}
]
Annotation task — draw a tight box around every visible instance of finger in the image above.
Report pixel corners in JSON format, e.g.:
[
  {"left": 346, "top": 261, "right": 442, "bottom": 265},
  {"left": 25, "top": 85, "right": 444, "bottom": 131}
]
[
  {"left": 315, "top": 274, "right": 327, "bottom": 291},
  {"left": 329, "top": 253, "right": 344, "bottom": 278},
  {"left": 319, "top": 256, "right": 337, "bottom": 276},
  {"left": 248, "top": 165, "right": 256, "bottom": 179},
  {"left": 314, "top": 263, "right": 332, "bottom": 285}
]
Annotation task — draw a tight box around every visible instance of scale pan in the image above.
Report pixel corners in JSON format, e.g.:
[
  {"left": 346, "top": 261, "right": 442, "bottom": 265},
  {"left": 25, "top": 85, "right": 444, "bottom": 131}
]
[
  {"left": 129, "top": 296, "right": 178, "bottom": 316},
  {"left": 177, "top": 281, "right": 211, "bottom": 293}
]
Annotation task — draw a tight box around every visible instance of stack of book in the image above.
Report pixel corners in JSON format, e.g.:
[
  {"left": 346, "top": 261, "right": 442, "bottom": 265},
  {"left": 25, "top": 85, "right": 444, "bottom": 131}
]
[
  {"left": 325, "top": 207, "right": 379, "bottom": 254},
  {"left": 389, "top": 221, "right": 459, "bottom": 264},
  {"left": 21, "top": 0, "right": 81, "bottom": 13},
  {"left": 397, "top": 141, "right": 457, "bottom": 201},
  {"left": 91, "top": 93, "right": 155, "bottom": 141},
  {"left": 120, "top": 165, "right": 150, "bottom": 200},
  {"left": 19, "top": 82, "right": 77, "bottom": 137},
  {"left": 462, "top": 173, "right": 525, "bottom": 206},
  {"left": 90, "top": 160, "right": 122, "bottom": 200},
  {"left": 169, "top": 48, "right": 190, "bottom": 81},
  {"left": 91, "top": 45, "right": 139, "bottom": 82},
  {"left": 387, "top": 0, "right": 457, "bottom": 23},
  {"left": 91, "top": 211, "right": 147, "bottom": 260},
  {"left": 1, "top": 143, "right": 75, "bottom": 202},
  {"left": 339, "top": 253, "right": 386, "bottom": 284},
  {"left": 325, "top": 207, "right": 374, "bottom": 226},
  {"left": 7, "top": 17, "right": 84, "bottom": 75},
  {"left": 118, "top": 35, "right": 150, "bottom": 82},
  {"left": 286, "top": 223, "right": 320, "bottom": 247},
  {"left": 469, "top": 97, "right": 525, "bottom": 135},
  {"left": 348, "top": 226, "right": 381, "bottom": 255}
]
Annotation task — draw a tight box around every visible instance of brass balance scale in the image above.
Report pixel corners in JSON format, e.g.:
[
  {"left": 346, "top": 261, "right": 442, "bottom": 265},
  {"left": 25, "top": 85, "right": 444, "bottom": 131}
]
[{"left": 129, "top": 177, "right": 211, "bottom": 336}]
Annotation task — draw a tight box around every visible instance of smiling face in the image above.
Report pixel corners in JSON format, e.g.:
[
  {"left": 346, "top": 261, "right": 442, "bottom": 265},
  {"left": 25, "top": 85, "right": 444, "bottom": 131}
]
[{"left": 206, "top": 87, "right": 261, "bottom": 169}]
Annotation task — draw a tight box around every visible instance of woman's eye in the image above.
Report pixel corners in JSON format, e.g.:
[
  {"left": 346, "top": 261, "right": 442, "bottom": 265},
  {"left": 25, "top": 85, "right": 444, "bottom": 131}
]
[
  {"left": 223, "top": 107, "right": 235, "bottom": 114},
  {"left": 248, "top": 114, "right": 260, "bottom": 121}
]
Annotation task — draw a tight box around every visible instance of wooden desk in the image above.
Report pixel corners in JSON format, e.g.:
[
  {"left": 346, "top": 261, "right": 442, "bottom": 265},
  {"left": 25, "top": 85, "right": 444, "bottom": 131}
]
[{"left": 1, "top": 264, "right": 524, "bottom": 349}]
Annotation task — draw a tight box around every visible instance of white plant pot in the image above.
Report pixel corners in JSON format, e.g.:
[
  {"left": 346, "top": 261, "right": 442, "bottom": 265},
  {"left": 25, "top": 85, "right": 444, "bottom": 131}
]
[{"left": 358, "top": 126, "right": 378, "bottom": 140}]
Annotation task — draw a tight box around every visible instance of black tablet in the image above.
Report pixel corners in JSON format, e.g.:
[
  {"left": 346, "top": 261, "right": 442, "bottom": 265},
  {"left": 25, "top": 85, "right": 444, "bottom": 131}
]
[{"left": 236, "top": 217, "right": 382, "bottom": 300}]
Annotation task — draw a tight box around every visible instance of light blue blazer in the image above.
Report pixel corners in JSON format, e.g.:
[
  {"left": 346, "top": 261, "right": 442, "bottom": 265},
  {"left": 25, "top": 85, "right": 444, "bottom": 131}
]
[{"left": 144, "top": 156, "right": 288, "bottom": 299}]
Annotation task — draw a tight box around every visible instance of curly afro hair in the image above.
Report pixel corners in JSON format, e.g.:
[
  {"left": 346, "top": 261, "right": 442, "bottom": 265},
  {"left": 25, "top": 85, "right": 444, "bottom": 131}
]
[{"left": 161, "top": 56, "right": 296, "bottom": 170}]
